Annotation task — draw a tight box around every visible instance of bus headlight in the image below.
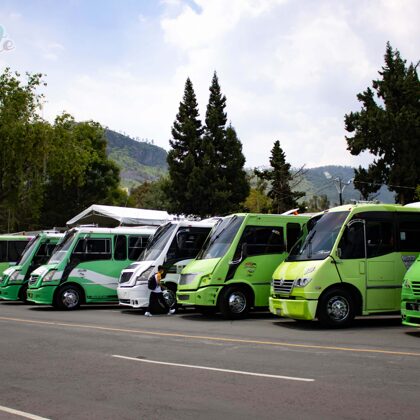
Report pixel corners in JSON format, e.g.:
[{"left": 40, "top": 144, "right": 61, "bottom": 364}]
[
  {"left": 9, "top": 270, "right": 21, "bottom": 283},
  {"left": 42, "top": 270, "right": 57, "bottom": 283},
  {"left": 294, "top": 277, "right": 312, "bottom": 287},
  {"left": 179, "top": 273, "right": 200, "bottom": 286},
  {"left": 402, "top": 279, "right": 411, "bottom": 289},
  {"left": 136, "top": 267, "right": 154, "bottom": 285}
]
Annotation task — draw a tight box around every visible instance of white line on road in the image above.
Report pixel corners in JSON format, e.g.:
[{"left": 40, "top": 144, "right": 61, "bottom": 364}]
[
  {"left": 0, "top": 405, "right": 51, "bottom": 420},
  {"left": 112, "top": 354, "right": 315, "bottom": 382}
]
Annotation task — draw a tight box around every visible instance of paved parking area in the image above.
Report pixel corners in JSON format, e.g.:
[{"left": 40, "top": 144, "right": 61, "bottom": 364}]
[{"left": 0, "top": 302, "right": 419, "bottom": 419}]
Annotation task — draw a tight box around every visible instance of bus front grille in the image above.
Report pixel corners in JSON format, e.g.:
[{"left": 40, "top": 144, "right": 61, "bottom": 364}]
[
  {"left": 28, "top": 275, "right": 39, "bottom": 286},
  {"left": 412, "top": 281, "right": 420, "bottom": 296},
  {"left": 273, "top": 279, "right": 294, "bottom": 294},
  {"left": 119, "top": 272, "right": 133, "bottom": 284}
]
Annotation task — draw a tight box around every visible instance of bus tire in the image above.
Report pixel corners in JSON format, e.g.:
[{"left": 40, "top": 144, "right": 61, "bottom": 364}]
[
  {"left": 53, "top": 284, "right": 82, "bottom": 310},
  {"left": 162, "top": 289, "right": 177, "bottom": 310},
  {"left": 18, "top": 283, "right": 29, "bottom": 303},
  {"left": 219, "top": 285, "right": 250, "bottom": 320},
  {"left": 317, "top": 288, "right": 355, "bottom": 328}
]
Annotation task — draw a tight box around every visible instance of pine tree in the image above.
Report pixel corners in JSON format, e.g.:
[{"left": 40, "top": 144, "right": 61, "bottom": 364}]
[
  {"left": 165, "top": 78, "right": 203, "bottom": 215},
  {"left": 345, "top": 42, "right": 420, "bottom": 204},
  {"left": 255, "top": 141, "right": 304, "bottom": 214},
  {"left": 199, "top": 72, "right": 249, "bottom": 216}
]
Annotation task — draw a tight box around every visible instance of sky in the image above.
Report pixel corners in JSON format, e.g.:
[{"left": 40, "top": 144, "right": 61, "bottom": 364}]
[{"left": 0, "top": 0, "right": 419, "bottom": 169}]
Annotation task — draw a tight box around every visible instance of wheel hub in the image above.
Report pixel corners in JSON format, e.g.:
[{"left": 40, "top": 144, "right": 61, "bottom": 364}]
[
  {"left": 228, "top": 291, "right": 247, "bottom": 314},
  {"left": 327, "top": 296, "right": 349, "bottom": 321},
  {"left": 62, "top": 290, "right": 79, "bottom": 308}
]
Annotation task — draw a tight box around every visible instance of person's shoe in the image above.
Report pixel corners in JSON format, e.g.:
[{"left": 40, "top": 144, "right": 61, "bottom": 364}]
[
  {"left": 144, "top": 311, "right": 152, "bottom": 317},
  {"left": 167, "top": 308, "right": 176, "bottom": 315}
]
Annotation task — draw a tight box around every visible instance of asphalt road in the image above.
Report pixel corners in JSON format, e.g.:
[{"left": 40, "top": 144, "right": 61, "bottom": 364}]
[{"left": 0, "top": 302, "right": 419, "bottom": 420}]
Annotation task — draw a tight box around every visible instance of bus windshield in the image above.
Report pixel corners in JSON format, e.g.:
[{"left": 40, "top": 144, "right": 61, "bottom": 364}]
[
  {"left": 287, "top": 211, "right": 349, "bottom": 261},
  {"left": 138, "top": 223, "right": 177, "bottom": 262},
  {"left": 197, "top": 216, "right": 244, "bottom": 260},
  {"left": 17, "top": 236, "right": 39, "bottom": 266},
  {"left": 48, "top": 231, "right": 77, "bottom": 264}
]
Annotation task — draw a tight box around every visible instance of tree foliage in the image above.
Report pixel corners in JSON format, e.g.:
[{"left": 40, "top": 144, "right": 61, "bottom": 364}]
[
  {"left": 166, "top": 73, "right": 249, "bottom": 217},
  {"left": 306, "top": 194, "right": 330, "bottom": 212},
  {"left": 0, "top": 68, "right": 127, "bottom": 232},
  {"left": 255, "top": 140, "right": 304, "bottom": 214},
  {"left": 345, "top": 43, "right": 420, "bottom": 204},
  {"left": 131, "top": 178, "right": 171, "bottom": 211}
]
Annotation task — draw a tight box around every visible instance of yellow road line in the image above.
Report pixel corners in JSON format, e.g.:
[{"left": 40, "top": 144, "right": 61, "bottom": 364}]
[{"left": 1, "top": 316, "right": 419, "bottom": 357}]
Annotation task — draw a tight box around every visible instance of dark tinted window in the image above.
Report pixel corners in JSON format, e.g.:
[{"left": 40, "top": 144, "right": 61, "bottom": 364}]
[
  {"left": 286, "top": 223, "right": 302, "bottom": 252},
  {"left": 128, "top": 236, "right": 149, "bottom": 260},
  {"left": 234, "top": 226, "right": 284, "bottom": 258},
  {"left": 73, "top": 238, "right": 112, "bottom": 261},
  {"left": 0, "top": 240, "right": 29, "bottom": 262},
  {"left": 397, "top": 213, "right": 420, "bottom": 252},
  {"left": 33, "top": 242, "right": 57, "bottom": 265},
  {"left": 339, "top": 223, "right": 365, "bottom": 259},
  {"left": 167, "top": 227, "right": 212, "bottom": 261},
  {"left": 114, "top": 235, "right": 127, "bottom": 261},
  {"left": 366, "top": 220, "right": 394, "bottom": 257}
]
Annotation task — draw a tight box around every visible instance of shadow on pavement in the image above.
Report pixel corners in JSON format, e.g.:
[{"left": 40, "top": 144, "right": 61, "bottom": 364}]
[
  {"left": 27, "top": 304, "right": 122, "bottom": 312},
  {"left": 405, "top": 330, "right": 420, "bottom": 338},
  {"left": 272, "top": 315, "right": 403, "bottom": 331}
]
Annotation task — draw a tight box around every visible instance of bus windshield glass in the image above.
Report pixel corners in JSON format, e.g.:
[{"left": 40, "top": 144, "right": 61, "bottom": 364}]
[
  {"left": 197, "top": 216, "right": 244, "bottom": 260},
  {"left": 138, "top": 223, "right": 177, "bottom": 262},
  {"left": 287, "top": 211, "right": 349, "bottom": 261},
  {"left": 17, "top": 236, "right": 39, "bottom": 266},
  {"left": 48, "top": 231, "right": 77, "bottom": 264}
]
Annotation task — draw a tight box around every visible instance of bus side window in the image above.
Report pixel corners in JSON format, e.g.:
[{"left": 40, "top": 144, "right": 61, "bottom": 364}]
[
  {"left": 0, "top": 242, "right": 7, "bottom": 262},
  {"left": 338, "top": 224, "right": 365, "bottom": 259},
  {"left": 366, "top": 221, "right": 394, "bottom": 258},
  {"left": 72, "top": 238, "right": 112, "bottom": 262},
  {"left": 286, "top": 223, "right": 302, "bottom": 252},
  {"left": 397, "top": 214, "right": 420, "bottom": 252},
  {"left": 234, "top": 226, "right": 285, "bottom": 259},
  {"left": 8, "top": 241, "right": 28, "bottom": 263},
  {"left": 128, "top": 236, "right": 147, "bottom": 260},
  {"left": 114, "top": 235, "right": 127, "bottom": 261}
]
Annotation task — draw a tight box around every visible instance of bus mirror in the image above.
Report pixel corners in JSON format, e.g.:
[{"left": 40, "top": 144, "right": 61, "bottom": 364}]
[{"left": 229, "top": 243, "right": 248, "bottom": 266}]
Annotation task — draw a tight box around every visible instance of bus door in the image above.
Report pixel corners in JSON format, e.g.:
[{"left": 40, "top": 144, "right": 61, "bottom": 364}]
[{"left": 227, "top": 224, "right": 287, "bottom": 306}]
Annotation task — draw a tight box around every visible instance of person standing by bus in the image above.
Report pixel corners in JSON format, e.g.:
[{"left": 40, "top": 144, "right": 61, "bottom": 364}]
[{"left": 144, "top": 265, "right": 176, "bottom": 317}]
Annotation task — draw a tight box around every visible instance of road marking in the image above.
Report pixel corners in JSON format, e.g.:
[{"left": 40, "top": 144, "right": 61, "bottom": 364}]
[
  {"left": 0, "top": 405, "right": 50, "bottom": 420},
  {"left": 112, "top": 354, "right": 315, "bottom": 382},
  {"left": 1, "top": 316, "right": 419, "bottom": 357}
]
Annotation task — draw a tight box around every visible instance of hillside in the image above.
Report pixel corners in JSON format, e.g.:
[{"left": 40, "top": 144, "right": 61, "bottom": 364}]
[
  {"left": 104, "top": 129, "right": 394, "bottom": 203},
  {"left": 104, "top": 129, "right": 167, "bottom": 188}
]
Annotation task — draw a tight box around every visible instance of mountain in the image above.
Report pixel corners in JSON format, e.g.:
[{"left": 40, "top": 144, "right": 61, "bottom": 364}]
[
  {"left": 104, "top": 129, "right": 395, "bottom": 203},
  {"left": 104, "top": 129, "right": 167, "bottom": 188}
]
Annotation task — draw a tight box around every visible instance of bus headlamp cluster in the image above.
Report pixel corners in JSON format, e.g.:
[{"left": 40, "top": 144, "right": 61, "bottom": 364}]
[
  {"left": 294, "top": 277, "right": 312, "bottom": 287},
  {"left": 180, "top": 273, "right": 200, "bottom": 285},
  {"left": 402, "top": 279, "right": 411, "bottom": 289},
  {"left": 42, "top": 270, "right": 57, "bottom": 283},
  {"left": 9, "top": 270, "right": 21, "bottom": 283},
  {"left": 136, "top": 267, "right": 154, "bottom": 285}
]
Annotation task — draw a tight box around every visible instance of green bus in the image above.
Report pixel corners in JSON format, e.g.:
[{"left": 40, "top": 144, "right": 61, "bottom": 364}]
[
  {"left": 26, "top": 226, "right": 156, "bottom": 310},
  {"left": 0, "top": 234, "right": 33, "bottom": 277},
  {"left": 269, "top": 203, "right": 420, "bottom": 327},
  {"left": 176, "top": 213, "right": 310, "bottom": 319},
  {"left": 401, "top": 255, "right": 420, "bottom": 327},
  {"left": 0, "top": 232, "right": 63, "bottom": 302}
]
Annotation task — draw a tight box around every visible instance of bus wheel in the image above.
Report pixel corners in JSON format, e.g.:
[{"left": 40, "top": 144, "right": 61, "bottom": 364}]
[
  {"left": 54, "top": 285, "right": 82, "bottom": 310},
  {"left": 18, "top": 284, "right": 29, "bottom": 303},
  {"left": 219, "top": 286, "right": 250, "bottom": 320},
  {"left": 163, "top": 289, "right": 177, "bottom": 310},
  {"left": 317, "top": 288, "right": 355, "bottom": 328}
]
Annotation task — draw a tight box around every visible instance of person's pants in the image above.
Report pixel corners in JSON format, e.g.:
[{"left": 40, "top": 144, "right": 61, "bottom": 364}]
[{"left": 147, "top": 291, "right": 170, "bottom": 314}]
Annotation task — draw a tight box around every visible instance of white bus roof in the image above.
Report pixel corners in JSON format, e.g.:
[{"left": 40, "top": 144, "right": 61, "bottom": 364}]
[
  {"left": 66, "top": 205, "right": 170, "bottom": 227},
  {"left": 68, "top": 226, "right": 157, "bottom": 235}
]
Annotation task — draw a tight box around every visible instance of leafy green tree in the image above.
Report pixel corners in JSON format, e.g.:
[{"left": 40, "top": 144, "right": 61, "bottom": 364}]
[
  {"left": 306, "top": 194, "right": 330, "bottom": 212},
  {"left": 345, "top": 43, "right": 420, "bottom": 204},
  {"left": 165, "top": 78, "right": 203, "bottom": 215},
  {"left": 130, "top": 178, "right": 171, "bottom": 210},
  {"left": 0, "top": 68, "right": 48, "bottom": 231},
  {"left": 255, "top": 140, "right": 304, "bottom": 214}
]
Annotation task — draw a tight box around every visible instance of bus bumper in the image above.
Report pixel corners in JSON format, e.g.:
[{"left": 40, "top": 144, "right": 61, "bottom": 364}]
[
  {"left": 177, "top": 286, "right": 220, "bottom": 307},
  {"left": 0, "top": 284, "right": 21, "bottom": 301},
  {"left": 269, "top": 296, "right": 318, "bottom": 320},
  {"left": 117, "top": 285, "right": 149, "bottom": 308},
  {"left": 27, "top": 286, "right": 55, "bottom": 305},
  {"left": 401, "top": 301, "right": 420, "bottom": 327}
]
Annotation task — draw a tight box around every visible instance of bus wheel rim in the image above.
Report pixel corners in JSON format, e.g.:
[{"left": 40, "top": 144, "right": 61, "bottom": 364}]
[
  {"left": 327, "top": 296, "right": 349, "bottom": 321},
  {"left": 62, "top": 289, "right": 79, "bottom": 308},
  {"left": 228, "top": 291, "right": 246, "bottom": 314}
]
